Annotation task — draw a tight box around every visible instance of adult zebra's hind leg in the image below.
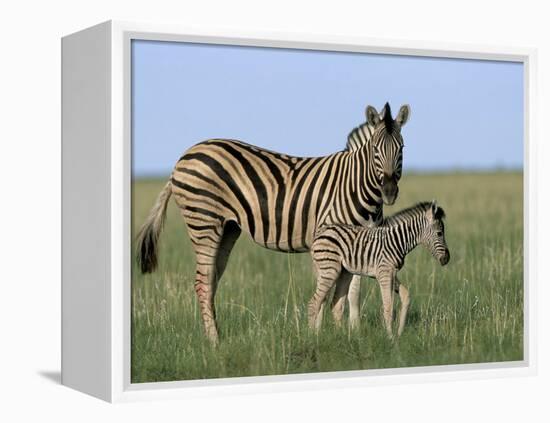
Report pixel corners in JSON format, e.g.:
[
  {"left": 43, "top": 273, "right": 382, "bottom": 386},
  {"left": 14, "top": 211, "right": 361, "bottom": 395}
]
[
  {"left": 214, "top": 221, "right": 241, "bottom": 297},
  {"left": 188, "top": 220, "right": 241, "bottom": 345}
]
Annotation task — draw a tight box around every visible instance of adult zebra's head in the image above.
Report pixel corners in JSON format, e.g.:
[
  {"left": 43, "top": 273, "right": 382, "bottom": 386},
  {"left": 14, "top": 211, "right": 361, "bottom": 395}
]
[{"left": 366, "top": 102, "right": 410, "bottom": 206}]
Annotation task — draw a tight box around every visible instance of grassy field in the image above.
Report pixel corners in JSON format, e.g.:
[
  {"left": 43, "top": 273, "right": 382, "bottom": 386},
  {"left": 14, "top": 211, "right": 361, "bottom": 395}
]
[{"left": 131, "top": 172, "right": 523, "bottom": 383}]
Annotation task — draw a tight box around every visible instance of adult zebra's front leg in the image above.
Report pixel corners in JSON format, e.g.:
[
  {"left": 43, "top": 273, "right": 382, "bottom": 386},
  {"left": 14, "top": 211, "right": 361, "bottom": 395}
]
[
  {"left": 188, "top": 220, "right": 241, "bottom": 345},
  {"left": 394, "top": 276, "right": 410, "bottom": 337},
  {"left": 346, "top": 275, "right": 362, "bottom": 329},
  {"left": 330, "top": 271, "right": 353, "bottom": 327}
]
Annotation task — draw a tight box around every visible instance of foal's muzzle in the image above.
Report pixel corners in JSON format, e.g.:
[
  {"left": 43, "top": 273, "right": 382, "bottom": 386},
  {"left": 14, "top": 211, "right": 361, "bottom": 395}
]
[{"left": 439, "top": 249, "right": 450, "bottom": 266}]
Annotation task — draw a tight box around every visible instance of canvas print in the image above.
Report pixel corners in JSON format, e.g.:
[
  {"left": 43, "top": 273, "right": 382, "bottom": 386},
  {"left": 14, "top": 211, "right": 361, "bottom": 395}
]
[{"left": 131, "top": 40, "right": 523, "bottom": 383}]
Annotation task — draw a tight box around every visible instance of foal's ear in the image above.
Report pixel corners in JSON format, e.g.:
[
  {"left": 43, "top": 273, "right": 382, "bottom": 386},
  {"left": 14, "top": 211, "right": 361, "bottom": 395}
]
[
  {"left": 429, "top": 201, "right": 446, "bottom": 221},
  {"left": 427, "top": 201, "right": 438, "bottom": 222},
  {"left": 395, "top": 104, "right": 411, "bottom": 127},
  {"left": 366, "top": 105, "right": 381, "bottom": 126}
]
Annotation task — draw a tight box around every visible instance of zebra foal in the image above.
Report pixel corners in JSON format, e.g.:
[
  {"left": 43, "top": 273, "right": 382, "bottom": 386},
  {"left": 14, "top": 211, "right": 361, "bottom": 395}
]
[{"left": 309, "top": 201, "right": 450, "bottom": 337}]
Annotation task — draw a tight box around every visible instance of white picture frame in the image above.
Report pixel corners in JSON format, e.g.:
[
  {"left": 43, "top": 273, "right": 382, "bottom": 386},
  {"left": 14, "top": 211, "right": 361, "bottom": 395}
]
[{"left": 61, "top": 20, "right": 537, "bottom": 403}]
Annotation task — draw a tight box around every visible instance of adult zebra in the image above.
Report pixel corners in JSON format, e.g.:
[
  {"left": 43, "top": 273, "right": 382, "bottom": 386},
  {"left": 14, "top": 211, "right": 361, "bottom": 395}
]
[{"left": 136, "top": 102, "right": 410, "bottom": 343}]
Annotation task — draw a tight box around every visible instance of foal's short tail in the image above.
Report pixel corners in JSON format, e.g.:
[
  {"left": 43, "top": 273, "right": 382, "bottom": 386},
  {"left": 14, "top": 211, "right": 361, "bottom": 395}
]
[{"left": 136, "top": 181, "right": 172, "bottom": 274}]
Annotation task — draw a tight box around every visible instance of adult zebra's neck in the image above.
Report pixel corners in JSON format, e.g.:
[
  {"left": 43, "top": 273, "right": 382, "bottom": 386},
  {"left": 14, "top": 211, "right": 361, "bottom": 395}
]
[{"left": 339, "top": 141, "right": 384, "bottom": 227}]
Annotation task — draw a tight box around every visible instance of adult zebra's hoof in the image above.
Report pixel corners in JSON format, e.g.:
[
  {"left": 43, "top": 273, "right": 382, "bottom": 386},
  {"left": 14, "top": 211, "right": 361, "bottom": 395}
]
[{"left": 204, "top": 327, "right": 219, "bottom": 346}]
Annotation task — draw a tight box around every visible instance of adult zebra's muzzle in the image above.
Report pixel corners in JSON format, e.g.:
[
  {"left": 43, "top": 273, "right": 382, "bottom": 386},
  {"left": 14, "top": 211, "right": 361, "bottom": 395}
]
[{"left": 381, "top": 173, "right": 399, "bottom": 206}]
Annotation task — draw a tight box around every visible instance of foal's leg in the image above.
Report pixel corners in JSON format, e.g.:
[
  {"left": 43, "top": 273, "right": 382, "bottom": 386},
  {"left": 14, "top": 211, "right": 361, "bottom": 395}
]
[
  {"left": 377, "top": 269, "right": 396, "bottom": 339},
  {"left": 395, "top": 277, "right": 410, "bottom": 337},
  {"left": 309, "top": 267, "right": 341, "bottom": 331},
  {"left": 347, "top": 275, "right": 362, "bottom": 329},
  {"left": 331, "top": 271, "right": 353, "bottom": 327}
]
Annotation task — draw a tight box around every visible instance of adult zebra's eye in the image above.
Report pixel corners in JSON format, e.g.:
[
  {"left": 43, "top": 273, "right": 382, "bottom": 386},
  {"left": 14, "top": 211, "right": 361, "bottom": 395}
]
[{"left": 436, "top": 231, "right": 443, "bottom": 236}]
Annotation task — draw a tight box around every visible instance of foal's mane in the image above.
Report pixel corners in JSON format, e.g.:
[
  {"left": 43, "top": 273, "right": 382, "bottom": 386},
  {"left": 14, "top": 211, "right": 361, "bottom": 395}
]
[{"left": 383, "top": 202, "right": 446, "bottom": 226}]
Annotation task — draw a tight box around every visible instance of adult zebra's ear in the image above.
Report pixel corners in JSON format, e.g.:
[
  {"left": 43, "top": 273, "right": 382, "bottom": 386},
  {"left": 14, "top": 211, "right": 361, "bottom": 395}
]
[
  {"left": 396, "top": 104, "right": 411, "bottom": 128},
  {"left": 366, "top": 105, "right": 381, "bottom": 126}
]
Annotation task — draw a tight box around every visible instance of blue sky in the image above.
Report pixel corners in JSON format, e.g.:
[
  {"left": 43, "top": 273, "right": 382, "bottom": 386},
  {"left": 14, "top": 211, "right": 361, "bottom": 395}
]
[{"left": 132, "top": 40, "right": 523, "bottom": 177}]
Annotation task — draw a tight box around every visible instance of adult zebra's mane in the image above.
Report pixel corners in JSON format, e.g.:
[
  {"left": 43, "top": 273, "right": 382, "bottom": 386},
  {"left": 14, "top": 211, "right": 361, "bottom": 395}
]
[
  {"left": 345, "top": 103, "right": 395, "bottom": 151},
  {"left": 345, "top": 122, "right": 372, "bottom": 151}
]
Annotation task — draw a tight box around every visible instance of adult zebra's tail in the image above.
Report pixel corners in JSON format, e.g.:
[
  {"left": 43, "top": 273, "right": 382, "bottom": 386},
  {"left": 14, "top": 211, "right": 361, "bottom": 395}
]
[{"left": 136, "top": 181, "right": 172, "bottom": 274}]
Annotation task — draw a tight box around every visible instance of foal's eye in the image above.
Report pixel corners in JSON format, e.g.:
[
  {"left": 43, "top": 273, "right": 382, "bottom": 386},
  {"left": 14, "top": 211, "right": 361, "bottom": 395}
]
[{"left": 436, "top": 231, "right": 443, "bottom": 236}]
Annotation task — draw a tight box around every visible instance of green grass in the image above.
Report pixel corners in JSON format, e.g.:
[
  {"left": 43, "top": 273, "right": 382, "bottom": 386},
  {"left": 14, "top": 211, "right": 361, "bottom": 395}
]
[{"left": 131, "top": 172, "right": 524, "bottom": 383}]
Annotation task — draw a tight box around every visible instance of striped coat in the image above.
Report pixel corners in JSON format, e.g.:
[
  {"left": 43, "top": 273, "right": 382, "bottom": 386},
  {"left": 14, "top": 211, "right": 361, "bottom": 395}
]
[
  {"left": 309, "top": 201, "right": 450, "bottom": 337},
  {"left": 136, "top": 103, "right": 410, "bottom": 343}
]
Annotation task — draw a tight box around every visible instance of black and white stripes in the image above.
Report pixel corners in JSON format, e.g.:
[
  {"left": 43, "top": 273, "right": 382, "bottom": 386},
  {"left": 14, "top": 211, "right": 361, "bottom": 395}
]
[
  {"left": 309, "top": 201, "right": 450, "bottom": 336},
  {"left": 136, "top": 103, "right": 410, "bottom": 343}
]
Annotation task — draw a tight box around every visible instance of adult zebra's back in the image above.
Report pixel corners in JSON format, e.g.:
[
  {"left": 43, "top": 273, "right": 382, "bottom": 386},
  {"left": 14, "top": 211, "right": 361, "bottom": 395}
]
[{"left": 136, "top": 103, "right": 410, "bottom": 343}]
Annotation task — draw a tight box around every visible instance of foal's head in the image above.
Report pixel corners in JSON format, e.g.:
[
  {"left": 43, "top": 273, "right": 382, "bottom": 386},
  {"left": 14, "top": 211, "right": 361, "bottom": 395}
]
[{"left": 422, "top": 201, "right": 450, "bottom": 266}]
